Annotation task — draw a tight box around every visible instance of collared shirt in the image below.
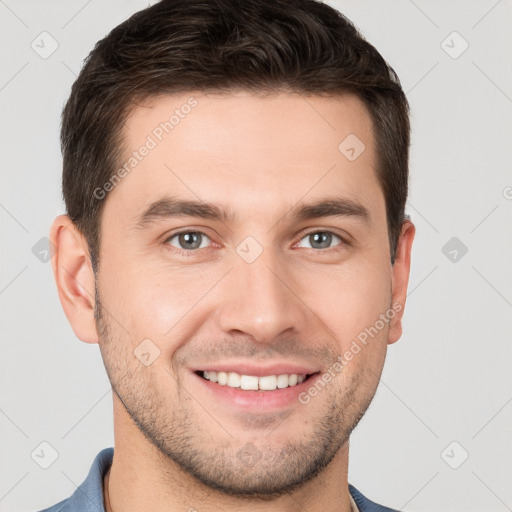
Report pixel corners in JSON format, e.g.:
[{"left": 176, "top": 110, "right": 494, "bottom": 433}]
[
  {"left": 350, "top": 492, "right": 360, "bottom": 512},
  {"left": 37, "top": 447, "right": 400, "bottom": 512}
]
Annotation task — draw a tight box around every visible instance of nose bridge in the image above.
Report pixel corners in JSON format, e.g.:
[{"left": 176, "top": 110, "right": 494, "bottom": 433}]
[{"left": 216, "top": 246, "right": 303, "bottom": 343}]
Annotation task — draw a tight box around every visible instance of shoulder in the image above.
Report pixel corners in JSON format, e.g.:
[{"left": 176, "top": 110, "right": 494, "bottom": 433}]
[
  {"left": 349, "top": 484, "right": 402, "bottom": 512},
  {"left": 36, "top": 447, "right": 114, "bottom": 512},
  {"left": 37, "top": 498, "right": 69, "bottom": 512}
]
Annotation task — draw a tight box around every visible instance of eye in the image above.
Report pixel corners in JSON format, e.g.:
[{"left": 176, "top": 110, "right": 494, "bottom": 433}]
[
  {"left": 164, "top": 229, "right": 347, "bottom": 254},
  {"left": 296, "top": 230, "right": 345, "bottom": 250},
  {"left": 165, "top": 230, "right": 212, "bottom": 251}
]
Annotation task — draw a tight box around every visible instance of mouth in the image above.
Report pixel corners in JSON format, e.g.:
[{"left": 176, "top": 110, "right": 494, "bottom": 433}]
[
  {"left": 194, "top": 370, "right": 319, "bottom": 391},
  {"left": 190, "top": 362, "right": 322, "bottom": 410}
]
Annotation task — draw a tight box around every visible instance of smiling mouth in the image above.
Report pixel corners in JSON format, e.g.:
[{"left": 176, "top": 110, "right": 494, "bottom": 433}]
[{"left": 195, "top": 370, "right": 319, "bottom": 391}]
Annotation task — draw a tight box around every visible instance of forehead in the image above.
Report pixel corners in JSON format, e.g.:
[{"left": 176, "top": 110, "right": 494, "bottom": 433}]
[{"left": 105, "top": 90, "right": 382, "bottom": 226}]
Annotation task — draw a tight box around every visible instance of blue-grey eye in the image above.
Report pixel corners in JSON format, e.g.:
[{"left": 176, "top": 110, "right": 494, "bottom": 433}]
[
  {"left": 297, "top": 231, "right": 343, "bottom": 250},
  {"left": 167, "top": 231, "right": 211, "bottom": 250}
]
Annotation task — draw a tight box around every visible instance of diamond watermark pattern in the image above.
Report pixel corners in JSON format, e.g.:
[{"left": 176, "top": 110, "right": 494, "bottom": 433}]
[
  {"left": 31, "top": 31, "right": 59, "bottom": 59},
  {"left": 134, "top": 338, "right": 161, "bottom": 366},
  {"left": 441, "top": 31, "right": 469, "bottom": 59},
  {"left": 441, "top": 441, "right": 469, "bottom": 469},
  {"left": 236, "top": 236, "right": 263, "bottom": 264},
  {"left": 442, "top": 236, "right": 468, "bottom": 263},
  {"left": 32, "top": 237, "right": 55, "bottom": 263},
  {"left": 338, "top": 134, "right": 366, "bottom": 162},
  {"left": 236, "top": 442, "right": 262, "bottom": 468},
  {"left": 31, "top": 441, "right": 59, "bottom": 469}
]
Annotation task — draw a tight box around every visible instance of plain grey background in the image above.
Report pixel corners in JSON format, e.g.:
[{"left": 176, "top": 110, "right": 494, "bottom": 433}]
[{"left": 1, "top": 1, "right": 511, "bottom": 511}]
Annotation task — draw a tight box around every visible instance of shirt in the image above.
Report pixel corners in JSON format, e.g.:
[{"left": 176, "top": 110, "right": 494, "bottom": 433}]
[{"left": 37, "top": 447, "right": 401, "bottom": 512}]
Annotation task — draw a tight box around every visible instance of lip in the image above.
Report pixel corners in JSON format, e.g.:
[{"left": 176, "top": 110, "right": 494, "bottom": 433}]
[
  {"left": 192, "top": 369, "right": 321, "bottom": 410},
  {"left": 190, "top": 361, "right": 319, "bottom": 377}
]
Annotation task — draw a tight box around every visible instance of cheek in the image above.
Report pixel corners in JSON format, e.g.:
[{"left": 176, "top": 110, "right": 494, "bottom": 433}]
[
  {"left": 308, "top": 258, "right": 391, "bottom": 344},
  {"left": 100, "top": 257, "right": 221, "bottom": 342}
]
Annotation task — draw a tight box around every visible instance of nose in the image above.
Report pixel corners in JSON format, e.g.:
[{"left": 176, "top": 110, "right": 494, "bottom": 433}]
[{"left": 215, "top": 251, "right": 305, "bottom": 345}]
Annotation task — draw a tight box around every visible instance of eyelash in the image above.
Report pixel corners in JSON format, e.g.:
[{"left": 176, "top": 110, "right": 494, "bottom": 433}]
[{"left": 164, "top": 228, "right": 349, "bottom": 256}]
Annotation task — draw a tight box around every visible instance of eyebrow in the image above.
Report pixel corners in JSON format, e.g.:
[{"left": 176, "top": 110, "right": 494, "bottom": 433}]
[{"left": 135, "top": 195, "right": 370, "bottom": 228}]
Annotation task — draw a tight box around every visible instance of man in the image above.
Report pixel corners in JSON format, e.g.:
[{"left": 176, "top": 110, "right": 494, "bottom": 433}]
[{"left": 42, "top": 0, "right": 415, "bottom": 510}]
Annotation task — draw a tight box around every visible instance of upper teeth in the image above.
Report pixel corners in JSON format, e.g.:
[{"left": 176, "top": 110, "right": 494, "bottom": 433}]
[{"left": 203, "top": 371, "right": 306, "bottom": 390}]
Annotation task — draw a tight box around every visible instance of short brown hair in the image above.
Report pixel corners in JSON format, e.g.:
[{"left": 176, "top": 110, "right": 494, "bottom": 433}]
[{"left": 61, "top": 0, "right": 410, "bottom": 268}]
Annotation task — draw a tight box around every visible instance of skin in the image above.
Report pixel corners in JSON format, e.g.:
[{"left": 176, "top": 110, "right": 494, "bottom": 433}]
[{"left": 51, "top": 90, "right": 415, "bottom": 512}]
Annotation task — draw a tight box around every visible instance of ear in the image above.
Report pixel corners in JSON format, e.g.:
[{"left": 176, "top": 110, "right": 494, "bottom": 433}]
[
  {"left": 50, "top": 215, "right": 99, "bottom": 344},
  {"left": 388, "top": 220, "right": 415, "bottom": 345}
]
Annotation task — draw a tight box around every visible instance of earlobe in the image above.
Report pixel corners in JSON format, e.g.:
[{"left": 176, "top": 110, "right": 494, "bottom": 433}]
[
  {"left": 388, "top": 220, "right": 415, "bottom": 345},
  {"left": 50, "top": 215, "right": 99, "bottom": 344}
]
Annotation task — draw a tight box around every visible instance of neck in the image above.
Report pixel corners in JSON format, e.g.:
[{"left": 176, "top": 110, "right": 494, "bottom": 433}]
[{"left": 103, "top": 466, "right": 112, "bottom": 512}]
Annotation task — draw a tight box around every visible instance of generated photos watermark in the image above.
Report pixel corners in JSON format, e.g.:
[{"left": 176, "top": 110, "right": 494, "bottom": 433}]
[
  {"left": 298, "top": 302, "right": 403, "bottom": 405},
  {"left": 93, "top": 96, "right": 198, "bottom": 200}
]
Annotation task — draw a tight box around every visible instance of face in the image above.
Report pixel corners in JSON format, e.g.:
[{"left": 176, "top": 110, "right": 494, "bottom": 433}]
[{"left": 93, "top": 91, "right": 403, "bottom": 497}]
